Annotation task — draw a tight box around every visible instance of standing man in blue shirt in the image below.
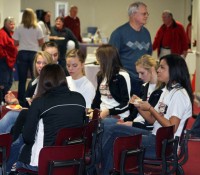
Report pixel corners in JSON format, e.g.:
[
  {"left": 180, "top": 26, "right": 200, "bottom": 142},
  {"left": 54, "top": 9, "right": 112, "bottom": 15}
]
[{"left": 109, "top": 1, "right": 152, "bottom": 95}]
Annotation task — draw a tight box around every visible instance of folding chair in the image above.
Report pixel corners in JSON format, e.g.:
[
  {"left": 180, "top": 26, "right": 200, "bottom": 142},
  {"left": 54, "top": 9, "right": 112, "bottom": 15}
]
[
  {"left": 17, "top": 126, "right": 86, "bottom": 174},
  {"left": 143, "top": 125, "right": 179, "bottom": 175},
  {"left": 84, "top": 119, "right": 102, "bottom": 174},
  {"left": 111, "top": 134, "right": 144, "bottom": 175},
  {"left": 38, "top": 144, "right": 85, "bottom": 175},
  {"left": 0, "top": 133, "right": 12, "bottom": 175},
  {"left": 55, "top": 126, "right": 85, "bottom": 146}
]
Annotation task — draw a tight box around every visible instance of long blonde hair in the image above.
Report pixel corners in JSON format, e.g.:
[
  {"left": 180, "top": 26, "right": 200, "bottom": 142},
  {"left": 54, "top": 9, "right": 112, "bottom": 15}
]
[
  {"left": 21, "top": 8, "right": 37, "bottom": 28},
  {"left": 33, "top": 51, "right": 54, "bottom": 77},
  {"left": 135, "top": 54, "right": 163, "bottom": 89}
]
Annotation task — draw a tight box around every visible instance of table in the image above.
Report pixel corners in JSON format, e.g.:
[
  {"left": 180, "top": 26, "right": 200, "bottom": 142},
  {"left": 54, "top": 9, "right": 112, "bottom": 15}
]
[
  {"left": 79, "top": 43, "right": 100, "bottom": 57},
  {"left": 85, "top": 64, "right": 100, "bottom": 89}
]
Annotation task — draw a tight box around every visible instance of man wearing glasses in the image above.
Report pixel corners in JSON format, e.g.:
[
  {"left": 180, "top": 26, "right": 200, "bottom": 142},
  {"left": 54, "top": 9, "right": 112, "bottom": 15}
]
[{"left": 109, "top": 1, "right": 152, "bottom": 96}]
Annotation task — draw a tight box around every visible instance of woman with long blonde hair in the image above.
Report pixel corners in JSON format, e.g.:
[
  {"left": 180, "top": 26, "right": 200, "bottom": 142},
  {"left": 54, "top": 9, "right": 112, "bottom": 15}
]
[{"left": 13, "top": 8, "right": 44, "bottom": 103}]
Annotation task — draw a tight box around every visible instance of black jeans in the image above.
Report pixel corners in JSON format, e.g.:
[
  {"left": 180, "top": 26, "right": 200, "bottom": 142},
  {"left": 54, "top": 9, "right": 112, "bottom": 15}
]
[
  {"left": 0, "top": 58, "right": 13, "bottom": 98},
  {"left": 16, "top": 50, "right": 36, "bottom": 102}
]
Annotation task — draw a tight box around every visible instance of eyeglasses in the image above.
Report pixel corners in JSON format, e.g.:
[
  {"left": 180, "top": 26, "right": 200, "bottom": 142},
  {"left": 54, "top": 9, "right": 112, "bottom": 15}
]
[{"left": 137, "top": 12, "right": 149, "bottom": 17}]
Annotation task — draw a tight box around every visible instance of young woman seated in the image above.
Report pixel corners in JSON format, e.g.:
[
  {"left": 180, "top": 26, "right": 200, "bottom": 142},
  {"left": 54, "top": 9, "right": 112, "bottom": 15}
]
[
  {"left": 13, "top": 64, "right": 86, "bottom": 172},
  {"left": 66, "top": 49, "right": 95, "bottom": 110},
  {"left": 121, "top": 54, "right": 164, "bottom": 130},
  {"left": 0, "top": 51, "right": 54, "bottom": 134},
  {"left": 100, "top": 54, "right": 193, "bottom": 175},
  {"left": 91, "top": 44, "right": 131, "bottom": 121}
]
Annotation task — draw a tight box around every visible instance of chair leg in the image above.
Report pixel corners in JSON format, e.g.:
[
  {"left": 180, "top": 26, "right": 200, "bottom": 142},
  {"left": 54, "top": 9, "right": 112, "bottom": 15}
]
[{"left": 176, "top": 165, "right": 184, "bottom": 175}]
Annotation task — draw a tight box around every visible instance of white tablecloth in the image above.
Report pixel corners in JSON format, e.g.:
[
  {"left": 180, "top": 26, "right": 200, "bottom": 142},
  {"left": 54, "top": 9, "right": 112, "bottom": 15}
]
[
  {"left": 185, "top": 52, "right": 196, "bottom": 75},
  {"left": 85, "top": 64, "right": 100, "bottom": 89}
]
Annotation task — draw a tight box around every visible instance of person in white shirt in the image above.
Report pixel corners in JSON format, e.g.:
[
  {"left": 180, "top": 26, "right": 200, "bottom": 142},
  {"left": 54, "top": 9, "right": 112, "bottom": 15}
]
[
  {"left": 66, "top": 49, "right": 95, "bottom": 110},
  {"left": 13, "top": 8, "right": 44, "bottom": 102},
  {"left": 100, "top": 54, "right": 193, "bottom": 175}
]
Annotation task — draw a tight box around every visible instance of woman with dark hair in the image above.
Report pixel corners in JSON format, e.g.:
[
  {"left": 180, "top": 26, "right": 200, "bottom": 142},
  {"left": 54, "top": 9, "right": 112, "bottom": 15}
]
[
  {"left": 50, "top": 16, "right": 79, "bottom": 75},
  {"left": 15, "top": 64, "right": 86, "bottom": 172},
  {"left": 100, "top": 54, "right": 193, "bottom": 175},
  {"left": 42, "top": 11, "right": 51, "bottom": 33},
  {"left": 37, "top": 10, "right": 51, "bottom": 42},
  {"left": 91, "top": 44, "right": 131, "bottom": 120}
]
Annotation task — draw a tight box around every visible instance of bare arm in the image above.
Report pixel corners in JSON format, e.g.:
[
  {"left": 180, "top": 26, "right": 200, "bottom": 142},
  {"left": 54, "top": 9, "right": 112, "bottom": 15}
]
[
  {"left": 14, "top": 40, "right": 19, "bottom": 46},
  {"left": 38, "top": 38, "right": 44, "bottom": 47},
  {"left": 138, "top": 101, "right": 181, "bottom": 132}
]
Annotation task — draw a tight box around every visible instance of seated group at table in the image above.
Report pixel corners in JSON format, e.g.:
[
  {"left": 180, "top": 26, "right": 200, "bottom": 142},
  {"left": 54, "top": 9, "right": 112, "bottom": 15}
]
[{"left": 0, "top": 44, "right": 192, "bottom": 174}]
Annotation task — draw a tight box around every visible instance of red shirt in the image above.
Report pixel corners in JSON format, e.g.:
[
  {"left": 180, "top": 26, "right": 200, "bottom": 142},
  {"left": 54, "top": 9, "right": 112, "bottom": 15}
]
[
  {"left": 64, "top": 16, "right": 82, "bottom": 42},
  {"left": 0, "top": 27, "right": 18, "bottom": 68},
  {"left": 161, "top": 26, "right": 173, "bottom": 48},
  {"left": 153, "top": 21, "right": 188, "bottom": 55}
]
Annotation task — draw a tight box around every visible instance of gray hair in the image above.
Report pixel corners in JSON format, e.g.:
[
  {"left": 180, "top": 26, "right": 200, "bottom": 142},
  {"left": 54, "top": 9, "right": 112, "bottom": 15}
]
[
  {"left": 128, "top": 1, "right": 147, "bottom": 16},
  {"left": 4, "top": 17, "right": 15, "bottom": 26},
  {"left": 162, "top": 10, "right": 173, "bottom": 18},
  {"left": 70, "top": 5, "right": 78, "bottom": 10}
]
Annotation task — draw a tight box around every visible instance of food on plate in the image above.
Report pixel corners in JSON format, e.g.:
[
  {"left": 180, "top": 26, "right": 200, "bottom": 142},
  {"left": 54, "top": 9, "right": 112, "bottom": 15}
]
[{"left": 7, "top": 104, "right": 22, "bottom": 110}]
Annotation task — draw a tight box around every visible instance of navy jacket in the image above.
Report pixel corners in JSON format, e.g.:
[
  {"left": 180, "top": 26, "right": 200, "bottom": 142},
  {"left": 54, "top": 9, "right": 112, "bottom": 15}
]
[{"left": 19, "top": 85, "right": 86, "bottom": 165}]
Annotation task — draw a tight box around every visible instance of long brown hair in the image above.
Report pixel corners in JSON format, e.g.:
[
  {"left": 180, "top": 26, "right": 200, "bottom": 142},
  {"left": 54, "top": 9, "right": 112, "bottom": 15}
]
[
  {"left": 35, "top": 64, "right": 68, "bottom": 98},
  {"left": 96, "top": 44, "right": 123, "bottom": 84}
]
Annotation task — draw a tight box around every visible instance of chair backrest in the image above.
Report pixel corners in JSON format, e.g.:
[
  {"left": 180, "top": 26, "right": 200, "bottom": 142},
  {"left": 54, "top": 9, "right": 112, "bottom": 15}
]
[
  {"left": 113, "top": 134, "right": 142, "bottom": 173},
  {"left": 156, "top": 125, "right": 175, "bottom": 158},
  {"left": 0, "top": 133, "right": 12, "bottom": 164},
  {"left": 0, "top": 133, "right": 12, "bottom": 175},
  {"left": 38, "top": 144, "right": 85, "bottom": 175},
  {"left": 84, "top": 119, "right": 99, "bottom": 154},
  {"left": 92, "top": 108, "right": 100, "bottom": 121},
  {"left": 55, "top": 126, "right": 85, "bottom": 146}
]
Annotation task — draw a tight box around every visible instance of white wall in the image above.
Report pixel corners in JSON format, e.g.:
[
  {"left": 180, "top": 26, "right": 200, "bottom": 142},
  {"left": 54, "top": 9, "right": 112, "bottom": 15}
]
[
  {"left": 0, "top": 0, "right": 21, "bottom": 27},
  {"left": 0, "top": 0, "right": 3, "bottom": 27},
  {"left": 20, "top": 0, "right": 191, "bottom": 57},
  {"left": 20, "top": 0, "right": 191, "bottom": 37}
]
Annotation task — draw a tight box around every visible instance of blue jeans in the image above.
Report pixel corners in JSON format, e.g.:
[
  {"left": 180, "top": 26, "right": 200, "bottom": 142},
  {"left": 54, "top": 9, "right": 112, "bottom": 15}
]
[
  {"left": 0, "top": 58, "right": 13, "bottom": 98},
  {"left": 101, "top": 117, "right": 118, "bottom": 143},
  {"left": 17, "top": 50, "right": 36, "bottom": 102},
  {"left": 16, "top": 161, "right": 38, "bottom": 174},
  {"left": 6, "top": 135, "right": 24, "bottom": 173},
  {"left": 0, "top": 111, "right": 19, "bottom": 133},
  {"left": 101, "top": 124, "right": 156, "bottom": 175}
]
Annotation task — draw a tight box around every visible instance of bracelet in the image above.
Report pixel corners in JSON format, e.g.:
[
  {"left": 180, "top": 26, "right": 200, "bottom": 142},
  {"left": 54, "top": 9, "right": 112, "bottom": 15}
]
[{"left": 148, "top": 105, "right": 152, "bottom": 111}]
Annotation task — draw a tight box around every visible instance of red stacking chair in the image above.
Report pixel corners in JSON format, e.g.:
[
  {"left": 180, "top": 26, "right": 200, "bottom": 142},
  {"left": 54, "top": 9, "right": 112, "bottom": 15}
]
[
  {"left": 178, "top": 118, "right": 195, "bottom": 175},
  {"left": 0, "top": 133, "right": 12, "bottom": 175},
  {"left": 92, "top": 108, "right": 101, "bottom": 121},
  {"left": 84, "top": 119, "right": 102, "bottom": 174},
  {"left": 17, "top": 126, "right": 86, "bottom": 174},
  {"left": 110, "top": 134, "right": 144, "bottom": 175},
  {"left": 38, "top": 144, "right": 85, "bottom": 175},
  {"left": 55, "top": 126, "right": 85, "bottom": 146},
  {"left": 143, "top": 125, "right": 179, "bottom": 175}
]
